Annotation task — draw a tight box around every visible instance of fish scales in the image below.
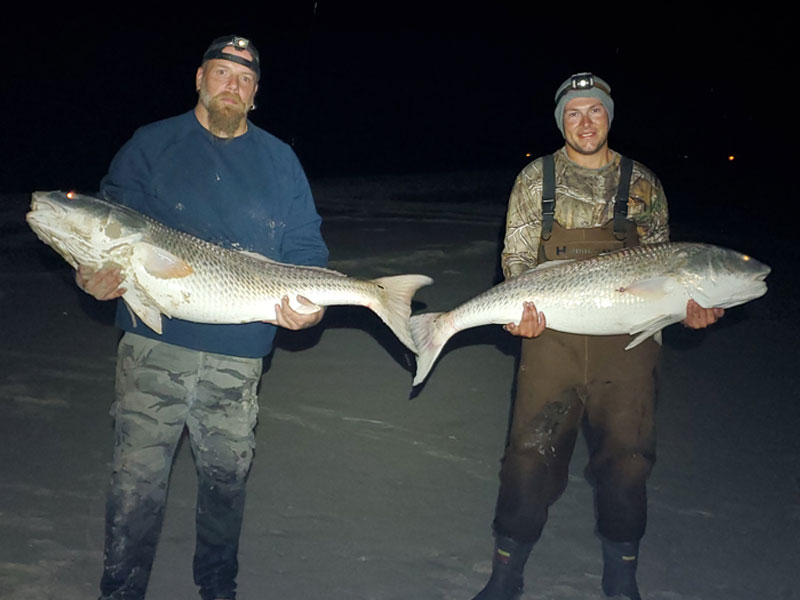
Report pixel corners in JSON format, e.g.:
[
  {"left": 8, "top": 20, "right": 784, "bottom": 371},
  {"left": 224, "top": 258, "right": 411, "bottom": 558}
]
[
  {"left": 409, "top": 242, "right": 770, "bottom": 386},
  {"left": 451, "top": 244, "right": 687, "bottom": 334},
  {"left": 27, "top": 190, "right": 433, "bottom": 353},
  {"left": 139, "top": 218, "right": 379, "bottom": 321}
]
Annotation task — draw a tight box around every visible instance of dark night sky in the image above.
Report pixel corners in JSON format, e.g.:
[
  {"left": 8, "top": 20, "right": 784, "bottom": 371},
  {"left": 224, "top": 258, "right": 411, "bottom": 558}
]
[{"left": 2, "top": 5, "right": 791, "bottom": 226}]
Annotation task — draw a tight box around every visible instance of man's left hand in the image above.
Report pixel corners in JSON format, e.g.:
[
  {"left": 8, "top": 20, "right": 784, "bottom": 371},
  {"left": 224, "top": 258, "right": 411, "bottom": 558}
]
[
  {"left": 268, "top": 295, "right": 325, "bottom": 330},
  {"left": 683, "top": 299, "right": 724, "bottom": 329}
]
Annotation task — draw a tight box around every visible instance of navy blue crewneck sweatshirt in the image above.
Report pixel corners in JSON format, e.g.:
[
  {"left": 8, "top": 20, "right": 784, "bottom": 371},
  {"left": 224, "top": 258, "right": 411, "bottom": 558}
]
[{"left": 100, "top": 110, "right": 328, "bottom": 357}]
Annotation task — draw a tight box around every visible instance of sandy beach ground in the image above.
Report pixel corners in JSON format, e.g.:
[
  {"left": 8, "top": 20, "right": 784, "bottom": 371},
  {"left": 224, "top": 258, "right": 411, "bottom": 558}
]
[{"left": 1, "top": 172, "right": 798, "bottom": 599}]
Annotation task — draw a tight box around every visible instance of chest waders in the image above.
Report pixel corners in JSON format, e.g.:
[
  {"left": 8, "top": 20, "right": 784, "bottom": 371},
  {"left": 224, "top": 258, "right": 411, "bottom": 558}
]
[{"left": 492, "top": 153, "right": 661, "bottom": 550}]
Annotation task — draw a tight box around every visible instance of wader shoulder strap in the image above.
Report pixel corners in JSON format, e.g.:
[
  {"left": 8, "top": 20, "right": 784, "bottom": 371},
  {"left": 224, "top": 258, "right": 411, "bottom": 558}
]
[
  {"left": 614, "top": 156, "right": 634, "bottom": 238},
  {"left": 541, "top": 153, "right": 633, "bottom": 240},
  {"left": 541, "top": 153, "right": 556, "bottom": 240}
]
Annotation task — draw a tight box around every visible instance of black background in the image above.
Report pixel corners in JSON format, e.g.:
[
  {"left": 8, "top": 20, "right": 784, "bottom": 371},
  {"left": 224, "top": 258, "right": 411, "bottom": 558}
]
[{"left": 2, "top": 5, "right": 791, "bottom": 231}]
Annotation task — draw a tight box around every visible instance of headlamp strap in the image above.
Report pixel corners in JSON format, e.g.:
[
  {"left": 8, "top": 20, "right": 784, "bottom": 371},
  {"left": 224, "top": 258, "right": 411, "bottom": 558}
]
[
  {"left": 555, "top": 72, "right": 611, "bottom": 104},
  {"left": 203, "top": 50, "right": 258, "bottom": 74}
]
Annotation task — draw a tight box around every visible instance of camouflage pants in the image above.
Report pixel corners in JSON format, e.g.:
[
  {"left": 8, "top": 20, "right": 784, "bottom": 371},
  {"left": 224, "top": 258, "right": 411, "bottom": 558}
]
[{"left": 99, "top": 332, "right": 262, "bottom": 600}]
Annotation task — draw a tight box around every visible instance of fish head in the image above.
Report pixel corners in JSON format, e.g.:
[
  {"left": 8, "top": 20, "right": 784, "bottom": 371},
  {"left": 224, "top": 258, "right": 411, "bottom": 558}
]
[
  {"left": 26, "top": 190, "right": 145, "bottom": 270},
  {"left": 686, "top": 244, "right": 771, "bottom": 310}
]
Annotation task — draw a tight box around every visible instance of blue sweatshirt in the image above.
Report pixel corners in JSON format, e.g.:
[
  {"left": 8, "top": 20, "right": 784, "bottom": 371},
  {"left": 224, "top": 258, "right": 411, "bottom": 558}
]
[{"left": 100, "top": 110, "right": 329, "bottom": 358}]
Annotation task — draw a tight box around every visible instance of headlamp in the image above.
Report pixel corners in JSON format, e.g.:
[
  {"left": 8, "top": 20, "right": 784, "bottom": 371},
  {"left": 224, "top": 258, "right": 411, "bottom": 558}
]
[
  {"left": 554, "top": 72, "right": 611, "bottom": 104},
  {"left": 202, "top": 35, "right": 260, "bottom": 79},
  {"left": 232, "top": 37, "right": 250, "bottom": 51},
  {"left": 553, "top": 72, "right": 614, "bottom": 136}
]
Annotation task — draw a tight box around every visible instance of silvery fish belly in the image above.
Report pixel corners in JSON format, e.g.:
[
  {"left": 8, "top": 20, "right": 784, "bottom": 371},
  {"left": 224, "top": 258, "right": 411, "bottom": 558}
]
[
  {"left": 409, "top": 243, "right": 770, "bottom": 385},
  {"left": 26, "top": 191, "right": 433, "bottom": 353}
]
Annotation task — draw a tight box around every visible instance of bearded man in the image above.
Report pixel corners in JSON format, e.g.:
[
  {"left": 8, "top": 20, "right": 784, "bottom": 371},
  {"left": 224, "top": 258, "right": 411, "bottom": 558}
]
[{"left": 77, "top": 35, "right": 329, "bottom": 600}]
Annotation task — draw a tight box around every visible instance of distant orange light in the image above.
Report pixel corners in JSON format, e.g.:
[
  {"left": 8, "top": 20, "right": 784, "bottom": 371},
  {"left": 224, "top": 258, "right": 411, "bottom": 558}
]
[
  {"left": 66, "top": 191, "right": 76, "bottom": 199},
  {"left": 728, "top": 155, "right": 735, "bottom": 161},
  {"left": 525, "top": 152, "right": 532, "bottom": 158}
]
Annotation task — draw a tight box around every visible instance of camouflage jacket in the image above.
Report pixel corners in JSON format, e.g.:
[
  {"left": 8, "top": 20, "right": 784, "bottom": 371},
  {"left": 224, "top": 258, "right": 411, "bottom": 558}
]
[{"left": 501, "top": 148, "right": 670, "bottom": 279}]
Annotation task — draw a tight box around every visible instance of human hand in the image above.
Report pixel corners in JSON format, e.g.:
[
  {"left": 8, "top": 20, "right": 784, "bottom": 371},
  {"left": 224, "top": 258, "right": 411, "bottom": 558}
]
[
  {"left": 75, "top": 265, "right": 126, "bottom": 301},
  {"left": 504, "top": 301, "right": 546, "bottom": 338},
  {"left": 683, "top": 299, "right": 724, "bottom": 329},
  {"left": 269, "top": 295, "right": 325, "bottom": 330}
]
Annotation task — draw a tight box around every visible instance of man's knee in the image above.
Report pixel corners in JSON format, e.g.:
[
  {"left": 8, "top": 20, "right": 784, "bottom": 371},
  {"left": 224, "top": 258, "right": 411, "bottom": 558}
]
[
  {"left": 592, "top": 449, "right": 655, "bottom": 488},
  {"left": 194, "top": 434, "right": 254, "bottom": 485}
]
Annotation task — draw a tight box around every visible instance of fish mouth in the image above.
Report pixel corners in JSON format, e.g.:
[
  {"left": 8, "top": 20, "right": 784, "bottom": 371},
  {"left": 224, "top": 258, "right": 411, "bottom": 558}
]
[
  {"left": 751, "top": 266, "right": 771, "bottom": 291},
  {"left": 752, "top": 279, "right": 768, "bottom": 297},
  {"left": 29, "top": 191, "right": 71, "bottom": 218},
  {"left": 27, "top": 193, "right": 70, "bottom": 235},
  {"left": 717, "top": 279, "right": 769, "bottom": 309}
]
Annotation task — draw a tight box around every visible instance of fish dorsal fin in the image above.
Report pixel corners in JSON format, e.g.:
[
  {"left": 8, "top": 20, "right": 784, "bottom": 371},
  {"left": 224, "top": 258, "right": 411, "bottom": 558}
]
[
  {"left": 238, "top": 249, "right": 280, "bottom": 263},
  {"left": 532, "top": 259, "right": 576, "bottom": 272},
  {"left": 516, "top": 259, "right": 574, "bottom": 277},
  {"left": 134, "top": 242, "right": 193, "bottom": 279},
  {"left": 285, "top": 264, "right": 348, "bottom": 277},
  {"left": 237, "top": 249, "right": 348, "bottom": 278}
]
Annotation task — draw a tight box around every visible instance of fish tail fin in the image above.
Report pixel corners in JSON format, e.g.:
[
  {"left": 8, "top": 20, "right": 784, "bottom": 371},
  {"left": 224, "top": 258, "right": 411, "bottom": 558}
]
[
  {"left": 370, "top": 274, "right": 434, "bottom": 352},
  {"left": 408, "top": 312, "right": 452, "bottom": 386}
]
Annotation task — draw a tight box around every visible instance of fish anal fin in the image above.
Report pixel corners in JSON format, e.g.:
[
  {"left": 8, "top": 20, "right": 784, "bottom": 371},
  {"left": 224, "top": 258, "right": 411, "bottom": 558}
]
[
  {"left": 122, "top": 288, "right": 164, "bottom": 334},
  {"left": 625, "top": 314, "right": 680, "bottom": 350},
  {"left": 291, "top": 297, "right": 322, "bottom": 314},
  {"left": 135, "top": 242, "right": 193, "bottom": 279}
]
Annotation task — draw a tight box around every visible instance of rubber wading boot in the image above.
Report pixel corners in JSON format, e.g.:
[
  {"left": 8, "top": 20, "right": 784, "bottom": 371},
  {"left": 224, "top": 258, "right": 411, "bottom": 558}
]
[
  {"left": 472, "top": 534, "right": 534, "bottom": 600},
  {"left": 601, "top": 538, "right": 642, "bottom": 600}
]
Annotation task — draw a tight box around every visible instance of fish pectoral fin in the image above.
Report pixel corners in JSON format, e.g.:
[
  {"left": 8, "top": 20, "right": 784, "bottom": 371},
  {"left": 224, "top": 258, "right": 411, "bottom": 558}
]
[
  {"left": 625, "top": 314, "right": 680, "bottom": 350},
  {"left": 122, "top": 288, "right": 164, "bottom": 334},
  {"left": 621, "top": 276, "right": 673, "bottom": 300},
  {"left": 134, "top": 242, "right": 193, "bottom": 279},
  {"left": 686, "top": 287, "right": 715, "bottom": 308}
]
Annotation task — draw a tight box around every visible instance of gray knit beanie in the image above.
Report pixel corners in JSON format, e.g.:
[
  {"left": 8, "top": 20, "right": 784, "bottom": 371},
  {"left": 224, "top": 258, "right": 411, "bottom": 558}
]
[{"left": 554, "top": 72, "right": 614, "bottom": 137}]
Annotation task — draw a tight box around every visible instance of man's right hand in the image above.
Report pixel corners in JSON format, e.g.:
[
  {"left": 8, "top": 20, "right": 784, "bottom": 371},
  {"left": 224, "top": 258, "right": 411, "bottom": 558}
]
[
  {"left": 504, "top": 301, "right": 546, "bottom": 338},
  {"left": 76, "top": 265, "right": 126, "bottom": 301}
]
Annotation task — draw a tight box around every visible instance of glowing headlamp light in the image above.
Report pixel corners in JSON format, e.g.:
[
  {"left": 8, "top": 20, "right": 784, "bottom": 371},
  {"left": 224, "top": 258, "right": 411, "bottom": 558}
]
[{"left": 555, "top": 72, "right": 611, "bottom": 103}]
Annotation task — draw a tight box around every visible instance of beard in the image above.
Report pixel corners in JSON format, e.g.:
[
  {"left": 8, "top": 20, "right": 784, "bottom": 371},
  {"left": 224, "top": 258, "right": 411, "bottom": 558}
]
[{"left": 200, "top": 89, "right": 249, "bottom": 138}]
